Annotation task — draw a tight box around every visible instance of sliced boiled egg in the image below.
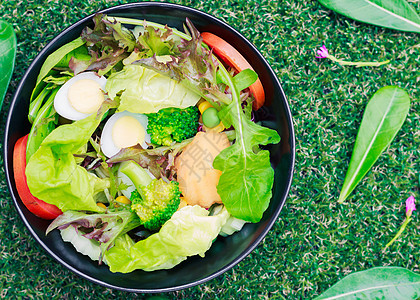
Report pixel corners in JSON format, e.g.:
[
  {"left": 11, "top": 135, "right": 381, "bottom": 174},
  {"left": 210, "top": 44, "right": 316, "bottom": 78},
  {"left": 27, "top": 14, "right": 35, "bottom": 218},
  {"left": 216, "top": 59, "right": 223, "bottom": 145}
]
[
  {"left": 54, "top": 72, "right": 107, "bottom": 121},
  {"left": 100, "top": 111, "right": 151, "bottom": 158}
]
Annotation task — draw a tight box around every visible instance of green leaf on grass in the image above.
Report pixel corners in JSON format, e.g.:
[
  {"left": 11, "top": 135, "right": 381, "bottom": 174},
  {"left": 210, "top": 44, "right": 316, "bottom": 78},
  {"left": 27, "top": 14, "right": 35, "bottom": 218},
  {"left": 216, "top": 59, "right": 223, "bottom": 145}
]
[
  {"left": 0, "top": 20, "right": 17, "bottom": 108},
  {"left": 314, "top": 267, "right": 420, "bottom": 299},
  {"left": 318, "top": 0, "right": 420, "bottom": 33},
  {"left": 338, "top": 86, "right": 410, "bottom": 203}
]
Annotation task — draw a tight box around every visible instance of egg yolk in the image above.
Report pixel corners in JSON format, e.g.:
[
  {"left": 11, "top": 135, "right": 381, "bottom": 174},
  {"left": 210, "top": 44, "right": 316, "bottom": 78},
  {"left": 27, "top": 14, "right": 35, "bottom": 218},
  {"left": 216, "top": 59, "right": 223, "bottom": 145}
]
[
  {"left": 67, "top": 79, "right": 104, "bottom": 114},
  {"left": 112, "top": 116, "right": 146, "bottom": 149}
]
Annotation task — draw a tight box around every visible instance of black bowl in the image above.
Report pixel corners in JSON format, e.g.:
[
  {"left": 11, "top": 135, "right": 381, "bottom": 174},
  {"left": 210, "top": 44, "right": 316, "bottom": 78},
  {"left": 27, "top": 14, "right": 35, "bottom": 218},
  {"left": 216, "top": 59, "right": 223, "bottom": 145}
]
[{"left": 3, "top": 2, "right": 295, "bottom": 293}]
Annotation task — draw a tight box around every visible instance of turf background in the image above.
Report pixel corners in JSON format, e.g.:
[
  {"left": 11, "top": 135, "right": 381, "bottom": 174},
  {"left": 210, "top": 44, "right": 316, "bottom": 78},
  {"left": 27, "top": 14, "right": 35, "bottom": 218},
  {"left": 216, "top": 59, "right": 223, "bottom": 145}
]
[{"left": 0, "top": 0, "right": 419, "bottom": 299}]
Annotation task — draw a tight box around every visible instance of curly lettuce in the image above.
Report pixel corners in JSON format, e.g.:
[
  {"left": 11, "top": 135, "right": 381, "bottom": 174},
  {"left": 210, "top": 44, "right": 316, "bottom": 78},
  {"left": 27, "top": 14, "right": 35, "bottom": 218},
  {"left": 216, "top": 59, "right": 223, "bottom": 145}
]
[
  {"left": 47, "top": 209, "right": 141, "bottom": 261},
  {"left": 70, "top": 13, "right": 136, "bottom": 75},
  {"left": 135, "top": 18, "right": 231, "bottom": 107}
]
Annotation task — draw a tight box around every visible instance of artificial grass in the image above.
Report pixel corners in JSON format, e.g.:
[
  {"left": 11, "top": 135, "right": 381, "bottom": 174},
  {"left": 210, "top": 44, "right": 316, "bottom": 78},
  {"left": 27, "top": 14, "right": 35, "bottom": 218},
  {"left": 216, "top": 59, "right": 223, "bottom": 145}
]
[{"left": 0, "top": 0, "right": 419, "bottom": 299}]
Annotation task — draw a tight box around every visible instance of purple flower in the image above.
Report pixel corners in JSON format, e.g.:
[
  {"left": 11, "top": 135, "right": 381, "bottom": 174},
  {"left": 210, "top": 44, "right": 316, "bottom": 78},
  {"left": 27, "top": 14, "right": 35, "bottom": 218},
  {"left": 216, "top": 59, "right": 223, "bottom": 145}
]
[
  {"left": 316, "top": 45, "right": 329, "bottom": 58},
  {"left": 406, "top": 196, "right": 416, "bottom": 217}
]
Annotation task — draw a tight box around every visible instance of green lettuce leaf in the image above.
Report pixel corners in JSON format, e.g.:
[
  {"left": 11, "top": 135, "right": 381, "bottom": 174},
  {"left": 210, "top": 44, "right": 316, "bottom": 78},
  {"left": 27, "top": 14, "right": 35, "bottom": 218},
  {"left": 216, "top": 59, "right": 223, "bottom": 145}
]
[
  {"left": 104, "top": 205, "right": 229, "bottom": 273},
  {"left": 26, "top": 99, "right": 118, "bottom": 212},
  {"left": 106, "top": 64, "right": 200, "bottom": 113},
  {"left": 213, "top": 67, "right": 280, "bottom": 223}
]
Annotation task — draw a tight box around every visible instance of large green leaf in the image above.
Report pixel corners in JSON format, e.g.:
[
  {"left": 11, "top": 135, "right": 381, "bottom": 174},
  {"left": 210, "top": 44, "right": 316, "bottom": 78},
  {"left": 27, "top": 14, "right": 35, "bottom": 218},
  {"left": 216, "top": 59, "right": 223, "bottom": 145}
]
[
  {"left": 338, "top": 86, "right": 410, "bottom": 203},
  {"left": 315, "top": 267, "right": 420, "bottom": 299},
  {"left": 213, "top": 67, "right": 280, "bottom": 223},
  {"left": 0, "top": 20, "right": 17, "bottom": 108},
  {"left": 318, "top": 0, "right": 420, "bottom": 33}
]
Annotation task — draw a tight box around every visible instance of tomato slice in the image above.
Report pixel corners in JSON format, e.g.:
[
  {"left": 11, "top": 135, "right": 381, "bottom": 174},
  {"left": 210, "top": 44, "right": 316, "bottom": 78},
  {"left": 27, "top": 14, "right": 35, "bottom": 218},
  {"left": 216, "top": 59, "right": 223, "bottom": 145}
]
[
  {"left": 201, "top": 32, "right": 265, "bottom": 110},
  {"left": 13, "top": 135, "right": 62, "bottom": 220}
]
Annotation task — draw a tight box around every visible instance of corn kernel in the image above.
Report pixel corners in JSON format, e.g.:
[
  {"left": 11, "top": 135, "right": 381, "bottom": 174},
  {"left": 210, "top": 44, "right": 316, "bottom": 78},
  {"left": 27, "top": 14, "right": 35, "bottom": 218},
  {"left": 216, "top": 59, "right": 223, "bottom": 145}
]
[
  {"left": 97, "top": 202, "right": 107, "bottom": 209},
  {"left": 198, "top": 101, "right": 213, "bottom": 114},
  {"left": 204, "top": 121, "right": 225, "bottom": 133},
  {"left": 116, "top": 195, "right": 131, "bottom": 204}
]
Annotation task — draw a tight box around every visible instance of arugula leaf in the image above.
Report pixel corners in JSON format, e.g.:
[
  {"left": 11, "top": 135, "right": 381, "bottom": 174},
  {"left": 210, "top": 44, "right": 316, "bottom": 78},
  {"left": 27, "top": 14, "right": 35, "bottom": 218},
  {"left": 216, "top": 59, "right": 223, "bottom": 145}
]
[
  {"left": 232, "top": 69, "right": 258, "bottom": 91},
  {"left": 28, "top": 72, "right": 73, "bottom": 124},
  {"left": 28, "top": 84, "right": 52, "bottom": 124},
  {"left": 55, "top": 45, "right": 90, "bottom": 68},
  {"left": 214, "top": 66, "right": 280, "bottom": 223},
  {"left": 42, "top": 70, "right": 73, "bottom": 86},
  {"left": 0, "top": 19, "right": 16, "bottom": 108}
]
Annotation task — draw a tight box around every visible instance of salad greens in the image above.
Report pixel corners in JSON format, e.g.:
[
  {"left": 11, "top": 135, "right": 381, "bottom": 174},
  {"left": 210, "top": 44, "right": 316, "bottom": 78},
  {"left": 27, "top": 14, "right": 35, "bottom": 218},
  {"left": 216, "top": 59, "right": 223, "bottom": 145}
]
[
  {"left": 31, "top": 38, "right": 85, "bottom": 103},
  {"left": 127, "top": 18, "right": 280, "bottom": 222},
  {"left": 47, "top": 209, "right": 141, "bottom": 259},
  {"left": 106, "top": 64, "right": 200, "bottom": 113},
  {"left": 214, "top": 69, "right": 280, "bottom": 222},
  {"left": 133, "top": 18, "right": 231, "bottom": 107},
  {"left": 59, "top": 226, "right": 102, "bottom": 262},
  {"left": 26, "top": 87, "right": 59, "bottom": 161},
  {"left": 22, "top": 14, "right": 280, "bottom": 273},
  {"left": 26, "top": 98, "right": 118, "bottom": 212},
  {"left": 0, "top": 19, "right": 17, "bottom": 108},
  {"left": 104, "top": 205, "right": 230, "bottom": 272}
]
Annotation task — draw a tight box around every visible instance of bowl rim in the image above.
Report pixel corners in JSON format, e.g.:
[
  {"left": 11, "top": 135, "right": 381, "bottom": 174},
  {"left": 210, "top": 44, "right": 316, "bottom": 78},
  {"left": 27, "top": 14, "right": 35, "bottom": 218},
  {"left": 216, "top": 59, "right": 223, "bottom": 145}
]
[{"left": 3, "top": 1, "right": 295, "bottom": 293}]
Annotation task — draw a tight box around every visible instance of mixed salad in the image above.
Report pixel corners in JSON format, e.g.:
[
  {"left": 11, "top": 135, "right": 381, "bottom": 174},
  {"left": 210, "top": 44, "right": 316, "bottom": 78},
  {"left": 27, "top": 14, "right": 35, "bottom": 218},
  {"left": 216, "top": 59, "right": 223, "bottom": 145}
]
[{"left": 13, "top": 14, "right": 280, "bottom": 273}]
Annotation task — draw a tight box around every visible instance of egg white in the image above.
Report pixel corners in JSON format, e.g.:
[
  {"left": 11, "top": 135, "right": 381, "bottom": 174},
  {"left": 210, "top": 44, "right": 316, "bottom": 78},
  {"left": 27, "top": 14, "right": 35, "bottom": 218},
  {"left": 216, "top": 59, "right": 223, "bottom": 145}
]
[
  {"left": 100, "top": 111, "right": 151, "bottom": 158},
  {"left": 54, "top": 72, "right": 107, "bottom": 121}
]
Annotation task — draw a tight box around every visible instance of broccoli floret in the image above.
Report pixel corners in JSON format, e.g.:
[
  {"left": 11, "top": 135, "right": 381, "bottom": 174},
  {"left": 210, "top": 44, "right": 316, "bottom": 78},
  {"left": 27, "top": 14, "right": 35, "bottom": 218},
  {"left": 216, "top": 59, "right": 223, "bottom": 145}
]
[
  {"left": 147, "top": 106, "right": 199, "bottom": 146},
  {"left": 119, "top": 161, "right": 181, "bottom": 231},
  {"left": 130, "top": 179, "right": 181, "bottom": 230}
]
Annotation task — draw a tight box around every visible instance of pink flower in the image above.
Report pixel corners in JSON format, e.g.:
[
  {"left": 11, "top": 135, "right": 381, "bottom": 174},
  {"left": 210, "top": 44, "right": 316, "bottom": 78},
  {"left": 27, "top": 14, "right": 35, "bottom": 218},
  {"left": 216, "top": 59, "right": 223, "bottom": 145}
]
[
  {"left": 316, "top": 45, "right": 329, "bottom": 58},
  {"left": 406, "top": 196, "right": 416, "bottom": 217}
]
